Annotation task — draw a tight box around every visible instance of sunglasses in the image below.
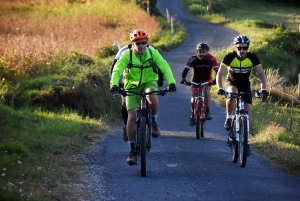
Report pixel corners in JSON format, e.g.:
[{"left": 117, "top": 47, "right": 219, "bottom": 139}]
[
  {"left": 134, "top": 41, "right": 147, "bottom": 46},
  {"left": 236, "top": 46, "right": 248, "bottom": 50}
]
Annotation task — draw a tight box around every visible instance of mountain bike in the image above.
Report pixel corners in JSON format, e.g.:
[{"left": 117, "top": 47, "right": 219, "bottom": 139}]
[
  {"left": 180, "top": 81, "right": 213, "bottom": 139},
  {"left": 226, "top": 91, "right": 260, "bottom": 167},
  {"left": 116, "top": 88, "right": 170, "bottom": 177}
]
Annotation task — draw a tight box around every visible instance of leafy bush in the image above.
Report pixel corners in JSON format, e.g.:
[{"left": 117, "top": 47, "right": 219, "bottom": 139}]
[
  {"left": 95, "top": 45, "right": 116, "bottom": 58},
  {"left": 0, "top": 141, "right": 29, "bottom": 156}
]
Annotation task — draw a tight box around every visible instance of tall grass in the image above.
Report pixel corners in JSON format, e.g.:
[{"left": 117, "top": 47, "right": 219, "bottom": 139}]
[{"left": 0, "top": 0, "right": 160, "bottom": 84}]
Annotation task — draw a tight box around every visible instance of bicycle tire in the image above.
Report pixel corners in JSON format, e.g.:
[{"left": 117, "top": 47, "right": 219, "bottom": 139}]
[
  {"left": 239, "top": 115, "right": 248, "bottom": 167},
  {"left": 200, "top": 106, "right": 205, "bottom": 138},
  {"left": 195, "top": 100, "right": 202, "bottom": 139},
  {"left": 147, "top": 112, "right": 152, "bottom": 151},
  {"left": 140, "top": 116, "right": 147, "bottom": 177},
  {"left": 146, "top": 125, "right": 151, "bottom": 151},
  {"left": 230, "top": 118, "right": 238, "bottom": 163}
]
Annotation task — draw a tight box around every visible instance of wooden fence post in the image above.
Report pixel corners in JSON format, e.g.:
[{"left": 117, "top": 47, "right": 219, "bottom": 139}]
[
  {"left": 171, "top": 17, "right": 174, "bottom": 34},
  {"left": 289, "top": 97, "right": 294, "bottom": 135},
  {"left": 147, "top": 0, "right": 150, "bottom": 15},
  {"left": 298, "top": 73, "right": 300, "bottom": 100},
  {"left": 207, "top": 0, "right": 212, "bottom": 12},
  {"left": 166, "top": 8, "right": 170, "bottom": 23}
]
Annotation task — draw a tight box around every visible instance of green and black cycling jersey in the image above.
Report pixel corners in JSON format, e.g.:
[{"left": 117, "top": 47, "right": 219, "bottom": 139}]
[{"left": 221, "top": 51, "right": 261, "bottom": 82}]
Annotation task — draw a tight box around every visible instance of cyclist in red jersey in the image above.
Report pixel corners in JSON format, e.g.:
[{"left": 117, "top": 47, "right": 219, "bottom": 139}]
[{"left": 181, "top": 42, "right": 219, "bottom": 126}]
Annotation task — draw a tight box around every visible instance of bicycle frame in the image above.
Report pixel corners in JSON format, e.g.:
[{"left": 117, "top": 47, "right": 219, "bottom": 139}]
[
  {"left": 116, "top": 88, "right": 169, "bottom": 177},
  {"left": 227, "top": 91, "right": 251, "bottom": 167},
  {"left": 181, "top": 81, "right": 212, "bottom": 138},
  {"left": 194, "top": 85, "right": 206, "bottom": 121},
  {"left": 231, "top": 92, "right": 250, "bottom": 141},
  {"left": 135, "top": 93, "right": 152, "bottom": 153}
]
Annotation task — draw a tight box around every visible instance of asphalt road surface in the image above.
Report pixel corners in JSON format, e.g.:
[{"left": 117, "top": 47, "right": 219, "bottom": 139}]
[{"left": 81, "top": 0, "right": 300, "bottom": 200}]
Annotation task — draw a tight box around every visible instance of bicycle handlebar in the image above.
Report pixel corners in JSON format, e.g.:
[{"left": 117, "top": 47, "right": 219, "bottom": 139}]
[
  {"left": 180, "top": 81, "right": 214, "bottom": 86},
  {"left": 225, "top": 91, "right": 261, "bottom": 98},
  {"left": 114, "top": 88, "right": 170, "bottom": 97}
]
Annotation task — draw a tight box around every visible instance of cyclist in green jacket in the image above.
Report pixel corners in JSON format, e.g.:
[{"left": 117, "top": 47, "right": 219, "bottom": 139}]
[
  {"left": 110, "top": 29, "right": 176, "bottom": 165},
  {"left": 109, "top": 43, "right": 165, "bottom": 142},
  {"left": 216, "top": 35, "right": 268, "bottom": 155}
]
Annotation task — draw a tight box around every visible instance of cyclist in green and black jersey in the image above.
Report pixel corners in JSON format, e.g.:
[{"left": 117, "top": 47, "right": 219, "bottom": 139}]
[{"left": 216, "top": 35, "right": 267, "bottom": 155}]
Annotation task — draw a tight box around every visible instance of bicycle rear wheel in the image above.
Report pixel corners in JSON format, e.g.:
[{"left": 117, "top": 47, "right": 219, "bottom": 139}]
[
  {"left": 195, "top": 100, "right": 202, "bottom": 139},
  {"left": 239, "top": 115, "right": 248, "bottom": 167},
  {"left": 140, "top": 116, "right": 147, "bottom": 176},
  {"left": 200, "top": 113, "right": 205, "bottom": 138},
  {"left": 230, "top": 118, "right": 238, "bottom": 163}
]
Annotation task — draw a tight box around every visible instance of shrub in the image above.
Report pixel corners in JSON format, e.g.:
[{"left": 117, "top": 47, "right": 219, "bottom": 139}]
[{"left": 0, "top": 141, "right": 30, "bottom": 156}]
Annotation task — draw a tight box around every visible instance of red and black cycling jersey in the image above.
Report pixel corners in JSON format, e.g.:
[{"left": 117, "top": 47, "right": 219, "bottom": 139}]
[
  {"left": 183, "top": 54, "right": 218, "bottom": 83},
  {"left": 221, "top": 51, "right": 261, "bottom": 82}
]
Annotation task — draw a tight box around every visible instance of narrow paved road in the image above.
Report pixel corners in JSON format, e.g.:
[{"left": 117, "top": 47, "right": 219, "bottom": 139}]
[{"left": 81, "top": 0, "right": 300, "bottom": 200}]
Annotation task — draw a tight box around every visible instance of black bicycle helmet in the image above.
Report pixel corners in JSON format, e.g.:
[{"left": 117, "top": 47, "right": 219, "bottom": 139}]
[
  {"left": 234, "top": 35, "right": 250, "bottom": 45},
  {"left": 196, "top": 42, "right": 210, "bottom": 51}
]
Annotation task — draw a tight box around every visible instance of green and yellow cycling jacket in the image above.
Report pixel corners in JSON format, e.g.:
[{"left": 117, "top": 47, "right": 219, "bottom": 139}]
[
  {"left": 221, "top": 51, "right": 261, "bottom": 82},
  {"left": 110, "top": 47, "right": 176, "bottom": 89}
]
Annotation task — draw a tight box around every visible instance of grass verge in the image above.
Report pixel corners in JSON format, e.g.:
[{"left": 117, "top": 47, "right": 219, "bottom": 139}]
[
  {"left": 183, "top": 0, "right": 300, "bottom": 177},
  {"left": 0, "top": 0, "right": 188, "bottom": 200}
]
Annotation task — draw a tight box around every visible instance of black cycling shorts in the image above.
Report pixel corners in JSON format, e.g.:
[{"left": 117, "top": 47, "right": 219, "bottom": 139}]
[{"left": 224, "top": 79, "right": 252, "bottom": 104}]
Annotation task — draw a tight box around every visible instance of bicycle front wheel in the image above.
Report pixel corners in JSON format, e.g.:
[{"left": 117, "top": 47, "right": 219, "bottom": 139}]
[
  {"left": 140, "top": 116, "right": 147, "bottom": 177},
  {"left": 239, "top": 115, "right": 248, "bottom": 167},
  {"left": 195, "top": 100, "right": 202, "bottom": 139},
  {"left": 230, "top": 118, "right": 238, "bottom": 163}
]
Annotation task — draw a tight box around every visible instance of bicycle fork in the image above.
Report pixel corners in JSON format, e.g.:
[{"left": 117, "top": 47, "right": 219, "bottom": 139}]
[
  {"left": 235, "top": 114, "right": 250, "bottom": 144},
  {"left": 135, "top": 109, "right": 152, "bottom": 151},
  {"left": 135, "top": 110, "right": 141, "bottom": 153},
  {"left": 193, "top": 97, "right": 205, "bottom": 120}
]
